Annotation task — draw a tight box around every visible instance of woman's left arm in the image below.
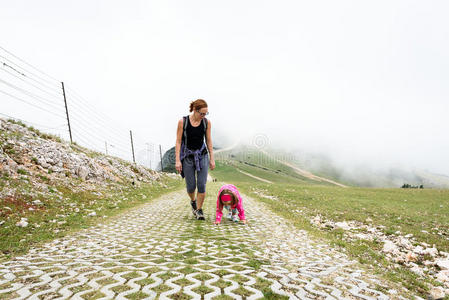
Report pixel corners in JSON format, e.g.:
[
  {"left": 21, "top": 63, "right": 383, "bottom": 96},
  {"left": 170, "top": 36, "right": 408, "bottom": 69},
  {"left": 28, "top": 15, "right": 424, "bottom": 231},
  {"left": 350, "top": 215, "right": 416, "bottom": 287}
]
[{"left": 206, "top": 119, "right": 215, "bottom": 170}]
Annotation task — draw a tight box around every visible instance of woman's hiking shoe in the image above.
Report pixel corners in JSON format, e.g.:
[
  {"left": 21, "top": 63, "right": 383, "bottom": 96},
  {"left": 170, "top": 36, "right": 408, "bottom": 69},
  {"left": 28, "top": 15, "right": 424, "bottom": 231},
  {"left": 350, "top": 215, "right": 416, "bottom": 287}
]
[
  {"left": 190, "top": 200, "right": 197, "bottom": 216},
  {"left": 196, "top": 209, "right": 205, "bottom": 220}
]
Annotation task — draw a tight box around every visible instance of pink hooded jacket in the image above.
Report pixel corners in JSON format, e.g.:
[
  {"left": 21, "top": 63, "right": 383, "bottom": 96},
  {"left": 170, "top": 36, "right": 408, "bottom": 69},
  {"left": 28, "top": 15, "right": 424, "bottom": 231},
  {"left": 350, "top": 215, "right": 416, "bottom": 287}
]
[{"left": 215, "top": 184, "right": 245, "bottom": 223}]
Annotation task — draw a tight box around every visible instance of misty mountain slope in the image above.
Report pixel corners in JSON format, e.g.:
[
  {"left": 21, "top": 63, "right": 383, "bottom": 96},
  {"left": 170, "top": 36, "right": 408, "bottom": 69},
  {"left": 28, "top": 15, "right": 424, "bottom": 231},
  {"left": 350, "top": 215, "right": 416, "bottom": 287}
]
[
  {"left": 214, "top": 145, "right": 337, "bottom": 186},
  {"left": 213, "top": 144, "right": 449, "bottom": 188},
  {"left": 283, "top": 149, "right": 449, "bottom": 189},
  {"left": 160, "top": 140, "right": 449, "bottom": 189}
]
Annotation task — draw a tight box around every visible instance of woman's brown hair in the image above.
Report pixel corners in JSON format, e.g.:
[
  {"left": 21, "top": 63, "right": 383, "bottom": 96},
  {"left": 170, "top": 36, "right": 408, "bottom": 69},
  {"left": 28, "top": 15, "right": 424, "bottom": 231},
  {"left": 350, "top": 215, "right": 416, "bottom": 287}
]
[
  {"left": 219, "top": 189, "right": 238, "bottom": 205},
  {"left": 189, "top": 99, "right": 208, "bottom": 112}
]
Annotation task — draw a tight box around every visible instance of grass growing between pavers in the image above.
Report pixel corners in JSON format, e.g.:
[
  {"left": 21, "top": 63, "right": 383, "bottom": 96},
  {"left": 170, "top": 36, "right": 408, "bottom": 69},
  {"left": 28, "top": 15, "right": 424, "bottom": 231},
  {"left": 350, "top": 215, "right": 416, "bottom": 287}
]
[
  {"left": 211, "top": 160, "right": 449, "bottom": 297},
  {"left": 125, "top": 291, "right": 151, "bottom": 300},
  {"left": 169, "top": 291, "right": 193, "bottom": 299},
  {"left": 254, "top": 277, "right": 289, "bottom": 300},
  {"left": 0, "top": 175, "right": 184, "bottom": 259},
  {"left": 192, "top": 285, "right": 214, "bottom": 296},
  {"left": 212, "top": 295, "right": 233, "bottom": 300},
  {"left": 79, "top": 290, "right": 106, "bottom": 299}
]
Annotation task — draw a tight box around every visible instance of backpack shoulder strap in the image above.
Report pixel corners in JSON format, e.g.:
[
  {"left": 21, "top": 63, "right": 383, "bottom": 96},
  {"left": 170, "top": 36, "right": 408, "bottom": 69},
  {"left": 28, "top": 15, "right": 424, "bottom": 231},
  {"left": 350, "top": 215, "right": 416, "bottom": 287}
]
[
  {"left": 183, "top": 116, "right": 188, "bottom": 145},
  {"left": 202, "top": 117, "right": 208, "bottom": 133}
]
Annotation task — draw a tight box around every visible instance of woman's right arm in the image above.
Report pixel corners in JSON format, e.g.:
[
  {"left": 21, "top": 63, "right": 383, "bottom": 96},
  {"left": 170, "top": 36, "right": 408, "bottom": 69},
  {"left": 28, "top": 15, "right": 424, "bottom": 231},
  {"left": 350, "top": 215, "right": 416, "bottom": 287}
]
[{"left": 175, "top": 119, "right": 183, "bottom": 173}]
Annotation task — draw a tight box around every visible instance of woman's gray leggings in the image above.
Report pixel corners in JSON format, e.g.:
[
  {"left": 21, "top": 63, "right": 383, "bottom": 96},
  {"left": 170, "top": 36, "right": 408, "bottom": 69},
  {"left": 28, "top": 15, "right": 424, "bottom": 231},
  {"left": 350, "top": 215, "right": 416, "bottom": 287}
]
[{"left": 183, "top": 155, "right": 209, "bottom": 193}]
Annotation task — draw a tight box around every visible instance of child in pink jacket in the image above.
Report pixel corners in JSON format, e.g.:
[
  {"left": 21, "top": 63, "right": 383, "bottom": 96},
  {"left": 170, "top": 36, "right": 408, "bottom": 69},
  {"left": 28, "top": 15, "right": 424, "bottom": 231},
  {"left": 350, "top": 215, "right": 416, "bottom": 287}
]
[{"left": 214, "top": 184, "right": 246, "bottom": 225}]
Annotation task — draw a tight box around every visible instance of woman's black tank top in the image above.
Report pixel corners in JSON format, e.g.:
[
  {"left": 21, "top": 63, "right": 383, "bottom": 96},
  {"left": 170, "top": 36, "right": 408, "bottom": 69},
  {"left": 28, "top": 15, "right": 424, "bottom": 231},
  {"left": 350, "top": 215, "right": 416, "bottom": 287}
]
[{"left": 185, "top": 116, "right": 205, "bottom": 150}]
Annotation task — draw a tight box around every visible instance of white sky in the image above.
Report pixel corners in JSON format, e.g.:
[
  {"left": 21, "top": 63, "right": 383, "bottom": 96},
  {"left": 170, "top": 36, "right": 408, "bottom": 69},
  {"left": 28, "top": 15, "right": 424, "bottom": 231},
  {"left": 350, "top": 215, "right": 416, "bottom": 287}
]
[{"left": 1, "top": 0, "right": 449, "bottom": 174}]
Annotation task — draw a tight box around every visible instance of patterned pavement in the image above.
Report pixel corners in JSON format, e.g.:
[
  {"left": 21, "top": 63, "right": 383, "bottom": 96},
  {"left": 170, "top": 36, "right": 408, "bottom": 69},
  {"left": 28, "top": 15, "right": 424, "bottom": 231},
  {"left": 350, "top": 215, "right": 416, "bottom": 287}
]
[{"left": 0, "top": 184, "right": 412, "bottom": 299}]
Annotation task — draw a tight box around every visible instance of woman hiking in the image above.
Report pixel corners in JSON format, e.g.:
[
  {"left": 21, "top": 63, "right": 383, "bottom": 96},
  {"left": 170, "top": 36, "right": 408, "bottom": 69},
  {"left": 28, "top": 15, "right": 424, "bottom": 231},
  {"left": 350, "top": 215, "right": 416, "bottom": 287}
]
[{"left": 175, "top": 99, "right": 215, "bottom": 220}]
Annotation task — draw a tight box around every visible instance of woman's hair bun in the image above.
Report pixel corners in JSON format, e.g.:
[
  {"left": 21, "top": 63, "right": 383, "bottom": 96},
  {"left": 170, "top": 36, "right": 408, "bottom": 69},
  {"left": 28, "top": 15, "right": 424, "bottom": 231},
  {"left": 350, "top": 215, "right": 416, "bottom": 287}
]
[{"left": 189, "top": 99, "right": 208, "bottom": 112}]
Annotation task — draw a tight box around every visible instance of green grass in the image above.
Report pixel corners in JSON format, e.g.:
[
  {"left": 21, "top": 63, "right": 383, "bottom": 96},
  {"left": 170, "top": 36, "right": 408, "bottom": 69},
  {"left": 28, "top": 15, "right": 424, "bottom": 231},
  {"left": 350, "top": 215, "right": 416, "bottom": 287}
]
[
  {"left": 0, "top": 175, "right": 183, "bottom": 259},
  {"left": 5, "top": 119, "right": 62, "bottom": 143},
  {"left": 253, "top": 277, "right": 289, "bottom": 299},
  {"left": 192, "top": 285, "right": 214, "bottom": 295},
  {"left": 211, "top": 158, "right": 449, "bottom": 298},
  {"left": 126, "top": 291, "right": 151, "bottom": 300},
  {"left": 212, "top": 159, "right": 317, "bottom": 185}
]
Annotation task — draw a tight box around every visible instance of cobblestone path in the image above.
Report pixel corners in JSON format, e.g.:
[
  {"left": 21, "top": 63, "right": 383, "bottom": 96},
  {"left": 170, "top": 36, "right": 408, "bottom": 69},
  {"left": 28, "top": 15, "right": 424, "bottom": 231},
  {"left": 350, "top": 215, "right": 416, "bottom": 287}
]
[{"left": 0, "top": 184, "right": 411, "bottom": 299}]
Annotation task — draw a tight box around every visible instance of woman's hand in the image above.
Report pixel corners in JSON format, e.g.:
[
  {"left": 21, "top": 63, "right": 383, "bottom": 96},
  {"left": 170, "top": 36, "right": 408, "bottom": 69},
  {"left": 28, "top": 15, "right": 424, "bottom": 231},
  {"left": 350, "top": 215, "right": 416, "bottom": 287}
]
[
  {"left": 209, "top": 159, "right": 216, "bottom": 170},
  {"left": 214, "top": 220, "right": 220, "bottom": 225},
  {"left": 175, "top": 160, "right": 182, "bottom": 173},
  {"left": 241, "top": 219, "right": 247, "bottom": 224}
]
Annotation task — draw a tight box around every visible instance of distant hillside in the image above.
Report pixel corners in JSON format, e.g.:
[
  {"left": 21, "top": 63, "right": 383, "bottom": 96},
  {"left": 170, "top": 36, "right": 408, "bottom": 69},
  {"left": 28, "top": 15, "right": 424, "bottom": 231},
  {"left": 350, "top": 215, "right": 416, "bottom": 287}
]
[
  {"left": 213, "top": 144, "right": 449, "bottom": 189},
  {"left": 283, "top": 149, "right": 449, "bottom": 189},
  {"left": 214, "top": 145, "right": 339, "bottom": 186}
]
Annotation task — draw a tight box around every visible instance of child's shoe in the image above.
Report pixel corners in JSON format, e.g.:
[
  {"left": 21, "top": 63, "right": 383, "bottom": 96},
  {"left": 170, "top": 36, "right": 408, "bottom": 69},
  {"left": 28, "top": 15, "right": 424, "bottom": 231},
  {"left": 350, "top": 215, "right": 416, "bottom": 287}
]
[{"left": 232, "top": 214, "right": 239, "bottom": 222}]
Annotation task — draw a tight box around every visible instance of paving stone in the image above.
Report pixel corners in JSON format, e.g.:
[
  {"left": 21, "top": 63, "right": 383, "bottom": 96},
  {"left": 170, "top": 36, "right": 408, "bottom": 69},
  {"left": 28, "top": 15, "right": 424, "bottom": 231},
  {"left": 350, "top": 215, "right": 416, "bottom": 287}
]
[{"left": 0, "top": 189, "right": 412, "bottom": 299}]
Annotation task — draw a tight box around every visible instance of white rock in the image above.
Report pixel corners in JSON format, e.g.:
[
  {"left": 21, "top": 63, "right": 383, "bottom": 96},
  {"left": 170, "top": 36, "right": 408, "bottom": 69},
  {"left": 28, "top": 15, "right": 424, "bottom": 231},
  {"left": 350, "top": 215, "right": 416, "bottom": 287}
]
[
  {"left": 366, "top": 217, "right": 373, "bottom": 222},
  {"left": 32, "top": 200, "right": 43, "bottom": 205},
  {"left": 16, "top": 218, "right": 28, "bottom": 227},
  {"left": 7, "top": 158, "right": 18, "bottom": 170},
  {"left": 410, "top": 265, "right": 424, "bottom": 276},
  {"left": 335, "top": 221, "right": 351, "bottom": 230},
  {"left": 429, "top": 286, "right": 445, "bottom": 299},
  {"left": 88, "top": 211, "right": 97, "bottom": 217},
  {"left": 76, "top": 166, "right": 89, "bottom": 180},
  {"left": 436, "top": 260, "right": 449, "bottom": 270},
  {"left": 413, "top": 245, "right": 425, "bottom": 255},
  {"left": 436, "top": 270, "right": 449, "bottom": 283},
  {"left": 424, "top": 247, "right": 439, "bottom": 257},
  {"left": 398, "top": 237, "right": 413, "bottom": 249},
  {"left": 383, "top": 241, "right": 399, "bottom": 254},
  {"left": 354, "top": 233, "right": 372, "bottom": 241}
]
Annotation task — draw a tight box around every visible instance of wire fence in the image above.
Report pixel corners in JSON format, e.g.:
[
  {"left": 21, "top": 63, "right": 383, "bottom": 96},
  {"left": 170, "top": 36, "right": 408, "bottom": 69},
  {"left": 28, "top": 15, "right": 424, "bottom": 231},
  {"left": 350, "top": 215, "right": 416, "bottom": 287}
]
[{"left": 0, "top": 46, "right": 170, "bottom": 171}]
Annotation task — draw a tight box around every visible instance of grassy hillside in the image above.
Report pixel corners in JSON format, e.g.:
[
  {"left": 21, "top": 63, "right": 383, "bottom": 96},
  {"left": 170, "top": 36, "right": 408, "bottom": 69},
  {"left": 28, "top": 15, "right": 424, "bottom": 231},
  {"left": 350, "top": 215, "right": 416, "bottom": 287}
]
[
  {"left": 217, "top": 145, "right": 449, "bottom": 188},
  {"left": 215, "top": 146, "right": 334, "bottom": 185}
]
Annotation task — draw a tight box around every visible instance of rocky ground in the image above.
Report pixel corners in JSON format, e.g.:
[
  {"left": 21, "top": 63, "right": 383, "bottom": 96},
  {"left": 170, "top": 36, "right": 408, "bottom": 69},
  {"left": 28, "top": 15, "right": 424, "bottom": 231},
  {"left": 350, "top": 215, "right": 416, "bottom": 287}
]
[
  {"left": 0, "top": 118, "right": 168, "bottom": 187},
  {"left": 309, "top": 214, "right": 449, "bottom": 298},
  {"left": 251, "top": 188, "right": 449, "bottom": 299}
]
